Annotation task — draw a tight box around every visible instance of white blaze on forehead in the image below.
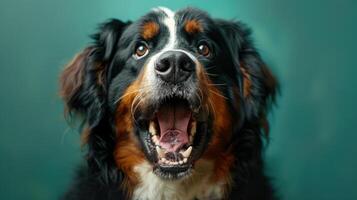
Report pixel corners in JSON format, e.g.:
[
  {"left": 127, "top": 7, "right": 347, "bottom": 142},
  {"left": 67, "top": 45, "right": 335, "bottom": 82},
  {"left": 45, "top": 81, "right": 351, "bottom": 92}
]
[
  {"left": 150, "top": 7, "right": 200, "bottom": 64},
  {"left": 155, "top": 6, "right": 176, "bottom": 49},
  {"left": 144, "top": 7, "right": 177, "bottom": 85},
  {"left": 144, "top": 7, "right": 199, "bottom": 89}
]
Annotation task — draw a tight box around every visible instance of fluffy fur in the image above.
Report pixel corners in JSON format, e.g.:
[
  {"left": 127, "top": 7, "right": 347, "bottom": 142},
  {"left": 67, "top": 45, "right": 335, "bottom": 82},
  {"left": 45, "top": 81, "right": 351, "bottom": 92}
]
[{"left": 60, "top": 7, "right": 278, "bottom": 200}]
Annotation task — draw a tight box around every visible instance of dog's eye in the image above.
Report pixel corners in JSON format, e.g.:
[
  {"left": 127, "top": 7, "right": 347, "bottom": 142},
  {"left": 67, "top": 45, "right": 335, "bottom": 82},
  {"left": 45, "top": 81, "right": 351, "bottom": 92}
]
[
  {"left": 134, "top": 43, "right": 149, "bottom": 59},
  {"left": 197, "top": 43, "right": 211, "bottom": 57}
]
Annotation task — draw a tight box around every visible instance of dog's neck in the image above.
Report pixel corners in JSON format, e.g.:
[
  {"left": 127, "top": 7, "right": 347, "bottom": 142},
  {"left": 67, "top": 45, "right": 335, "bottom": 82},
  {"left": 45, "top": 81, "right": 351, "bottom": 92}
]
[{"left": 132, "top": 160, "right": 226, "bottom": 200}]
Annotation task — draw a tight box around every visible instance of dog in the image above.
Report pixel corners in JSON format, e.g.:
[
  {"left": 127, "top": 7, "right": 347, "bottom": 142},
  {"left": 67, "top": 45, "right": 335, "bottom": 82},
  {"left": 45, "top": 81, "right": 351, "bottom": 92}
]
[{"left": 60, "top": 7, "right": 278, "bottom": 200}]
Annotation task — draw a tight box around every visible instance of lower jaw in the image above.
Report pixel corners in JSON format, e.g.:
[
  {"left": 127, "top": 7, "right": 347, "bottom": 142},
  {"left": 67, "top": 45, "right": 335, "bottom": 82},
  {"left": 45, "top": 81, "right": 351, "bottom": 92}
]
[{"left": 153, "top": 164, "right": 193, "bottom": 180}]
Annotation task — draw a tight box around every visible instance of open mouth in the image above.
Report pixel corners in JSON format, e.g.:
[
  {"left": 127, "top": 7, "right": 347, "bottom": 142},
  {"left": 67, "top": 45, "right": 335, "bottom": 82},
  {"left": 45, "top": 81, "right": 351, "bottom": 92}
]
[
  {"left": 137, "top": 97, "right": 210, "bottom": 180},
  {"left": 151, "top": 98, "right": 195, "bottom": 163}
]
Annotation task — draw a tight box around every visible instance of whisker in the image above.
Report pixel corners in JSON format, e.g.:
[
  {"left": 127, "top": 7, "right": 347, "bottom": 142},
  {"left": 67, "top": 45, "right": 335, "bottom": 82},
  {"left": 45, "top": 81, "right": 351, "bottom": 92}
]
[
  {"left": 196, "top": 87, "right": 203, "bottom": 103},
  {"left": 204, "top": 72, "right": 219, "bottom": 77},
  {"left": 130, "top": 92, "right": 145, "bottom": 125},
  {"left": 207, "top": 83, "right": 227, "bottom": 87},
  {"left": 208, "top": 98, "right": 216, "bottom": 118},
  {"left": 114, "top": 89, "right": 141, "bottom": 104},
  {"left": 114, "top": 84, "right": 153, "bottom": 104},
  {"left": 132, "top": 98, "right": 145, "bottom": 125},
  {"left": 194, "top": 90, "right": 203, "bottom": 112},
  {"left": 204, "top": 66, "right": 216, "bottom": 71},
  {"left": 210, "top": 89, "right": 228, "bottom": 99}
]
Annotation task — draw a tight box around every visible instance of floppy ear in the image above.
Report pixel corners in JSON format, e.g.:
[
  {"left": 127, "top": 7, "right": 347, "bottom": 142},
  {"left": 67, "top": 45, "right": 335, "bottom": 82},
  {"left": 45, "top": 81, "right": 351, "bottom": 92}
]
[
  {"left": 60, "top": 19, "right": 130, "bottom": 183},
  {"left": 60, "top": 19, "right": 128, "bottom": 127},
  {"left": 216, "top": 20, "right": 278, "bottom": 129}
]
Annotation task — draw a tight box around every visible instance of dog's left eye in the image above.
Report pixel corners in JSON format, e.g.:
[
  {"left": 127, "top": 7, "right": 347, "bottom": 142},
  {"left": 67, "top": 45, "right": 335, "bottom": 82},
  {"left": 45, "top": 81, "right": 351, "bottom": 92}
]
[
  {"left": 134, "top": 43, "right": 149, "bottom": 59},
  {"left": 197, "top": 43, "right": 211, "bottom": 57}
]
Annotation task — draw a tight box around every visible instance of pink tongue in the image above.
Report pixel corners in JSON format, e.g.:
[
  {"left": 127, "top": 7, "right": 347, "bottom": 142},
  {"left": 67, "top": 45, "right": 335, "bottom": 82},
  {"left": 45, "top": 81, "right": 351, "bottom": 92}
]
[{"left": 157, "top": 103, "right": 191, "bottom": 152}]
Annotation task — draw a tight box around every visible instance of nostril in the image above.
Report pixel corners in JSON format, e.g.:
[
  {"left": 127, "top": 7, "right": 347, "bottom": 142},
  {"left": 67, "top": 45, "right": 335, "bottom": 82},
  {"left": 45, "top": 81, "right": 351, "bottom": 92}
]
[
  {"left": 155, "top": 58, "right": 171, "bottom": 73},
  {"left": 178, "top": 57, "right": 195, "bottom": 72},
  {"left": 181, "top": 62, "right": 194, "bottom": 72}
]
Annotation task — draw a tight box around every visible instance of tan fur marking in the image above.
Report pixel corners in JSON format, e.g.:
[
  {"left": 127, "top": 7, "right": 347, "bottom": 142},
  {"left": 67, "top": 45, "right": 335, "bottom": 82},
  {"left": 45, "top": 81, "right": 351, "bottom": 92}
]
[
  {"left": 142, "top": 21, "right": 160, "bottom": 40},
  {"left": 184, "top": 20, "right": 203, "bottom": 34}
]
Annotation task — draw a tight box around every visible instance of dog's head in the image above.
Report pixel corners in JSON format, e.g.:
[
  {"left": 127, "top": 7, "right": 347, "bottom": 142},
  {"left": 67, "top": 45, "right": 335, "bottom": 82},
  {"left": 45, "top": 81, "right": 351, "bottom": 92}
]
[{"left": 60, "top": 6, "right": 277, "bottom": 191}]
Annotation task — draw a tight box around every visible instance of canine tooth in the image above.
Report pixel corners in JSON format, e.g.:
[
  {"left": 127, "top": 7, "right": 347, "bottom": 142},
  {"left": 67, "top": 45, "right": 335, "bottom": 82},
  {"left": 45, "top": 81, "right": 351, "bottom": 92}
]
[
  {"left": 156, "top": 146, "right": 165, "bottom": 158},
  {"left": 181, "top": 146, "right": 192, "bottom": 158},
  {"left": 183, "top": 158, "right": 188, "bottom": 163},
  {"left": 149, "top": 122, "right": 156, "bottom": 135},
  {"left": 152, "top": 135, "right": 159, "bottom": 145},
  {"left": 179, "top": 160, "right": 183, "bottom": 165}
]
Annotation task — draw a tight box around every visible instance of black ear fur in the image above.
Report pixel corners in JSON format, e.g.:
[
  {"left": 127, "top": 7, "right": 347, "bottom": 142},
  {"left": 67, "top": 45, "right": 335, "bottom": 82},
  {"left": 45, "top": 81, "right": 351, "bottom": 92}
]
[
  {"left": 60, "top": 19, "right": 129, "bottom": 127},
  {"left": 60, "top": 19, "right": 130, "bottom": 183},
  {"left": 216, "top": 20, "right": 278, "bottom": 124},
  {"left": 216, "top": 20, "right": 278, "bottom": 198}
]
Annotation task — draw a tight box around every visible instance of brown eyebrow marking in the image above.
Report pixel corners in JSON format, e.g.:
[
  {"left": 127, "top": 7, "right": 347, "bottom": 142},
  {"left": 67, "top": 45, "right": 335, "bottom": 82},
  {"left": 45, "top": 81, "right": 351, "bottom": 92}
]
[
  {"left": 141, "top": 21, "right": 160, "bottom": 40},
  {"left": 184, "top": 19, "right": 203, "bottom": 34}
]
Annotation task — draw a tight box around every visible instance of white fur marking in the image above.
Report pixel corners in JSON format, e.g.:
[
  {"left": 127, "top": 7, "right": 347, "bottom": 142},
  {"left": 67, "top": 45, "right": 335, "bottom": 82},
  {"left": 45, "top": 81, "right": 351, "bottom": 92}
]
[
  {"left": 132, "top": 161, "right": 224, "bottom": 200},
  {"left": 145, "top": 7, "right": 200, "bottom": 91},
  {"left": 159, "top": 7, "right": 176, "bottom": 50},
  {"left": 144, "top": 7, "right": 177, "bottom": 90}
]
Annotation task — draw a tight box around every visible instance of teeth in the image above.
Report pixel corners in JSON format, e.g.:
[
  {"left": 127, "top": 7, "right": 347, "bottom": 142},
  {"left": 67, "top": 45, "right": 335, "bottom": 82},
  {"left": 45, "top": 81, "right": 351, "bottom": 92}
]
[
  {"left": 149, "top": 122, "right": 156, "bottom": 135},
  {"left": 156, "top": 146, "right": 165, "bottom": 158},
  {"left": 181, "top": 146, "right": 192, "bottom": 158},
  {"left": 152, "top": 135, "right": 159, "bottom": 145},
  {"left": 157, "top": 146, "right": 191, "bottom": 165},
  {"left": 160, "top": 156, "right": 187, "bottom": 165}
]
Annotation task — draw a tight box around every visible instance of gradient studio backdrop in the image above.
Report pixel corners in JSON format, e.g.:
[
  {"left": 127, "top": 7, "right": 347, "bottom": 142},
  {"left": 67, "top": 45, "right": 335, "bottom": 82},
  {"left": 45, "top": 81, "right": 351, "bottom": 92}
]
[{"left": 0, "top": 0, "right": 356, "bottom": 199}]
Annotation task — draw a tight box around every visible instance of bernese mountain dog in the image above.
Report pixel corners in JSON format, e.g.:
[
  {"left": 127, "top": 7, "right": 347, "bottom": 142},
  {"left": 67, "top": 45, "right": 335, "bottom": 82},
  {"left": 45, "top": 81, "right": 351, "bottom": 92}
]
[{"left": 60, "top": 7, "right": 278, "bottom": 200}]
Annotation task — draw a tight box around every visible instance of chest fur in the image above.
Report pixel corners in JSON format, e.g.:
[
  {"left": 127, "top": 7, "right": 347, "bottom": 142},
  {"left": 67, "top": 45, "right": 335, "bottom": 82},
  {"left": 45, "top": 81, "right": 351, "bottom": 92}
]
[{"left": 132, "top": 161, "right": 225, "bottom": 200}]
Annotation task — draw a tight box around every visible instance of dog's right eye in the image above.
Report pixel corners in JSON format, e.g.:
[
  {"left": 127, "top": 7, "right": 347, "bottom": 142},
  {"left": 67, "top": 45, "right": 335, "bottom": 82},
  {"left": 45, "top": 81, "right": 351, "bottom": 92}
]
[{"left": 134, "top": 43, "right": 149, "bottom": 59}]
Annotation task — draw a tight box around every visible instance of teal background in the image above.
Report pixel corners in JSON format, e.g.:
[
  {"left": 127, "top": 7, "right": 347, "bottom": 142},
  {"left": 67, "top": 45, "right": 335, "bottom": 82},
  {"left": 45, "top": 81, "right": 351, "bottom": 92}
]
[{"left": 0, "top": 0, "right": 356, "bottom": 199}]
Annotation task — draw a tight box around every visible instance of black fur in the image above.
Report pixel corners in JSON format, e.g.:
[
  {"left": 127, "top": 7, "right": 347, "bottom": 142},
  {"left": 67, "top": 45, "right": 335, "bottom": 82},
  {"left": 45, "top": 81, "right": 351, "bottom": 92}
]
[{"left": 60, "top": 7, "right": 278, "bottom": 200}]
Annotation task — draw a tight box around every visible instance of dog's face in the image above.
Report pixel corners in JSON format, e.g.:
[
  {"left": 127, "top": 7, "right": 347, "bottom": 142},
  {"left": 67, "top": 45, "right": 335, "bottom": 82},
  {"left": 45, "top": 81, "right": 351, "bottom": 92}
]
[
  {"left": 61, "top": 7, "right": 277, "bottom": 186},
  {"left": 111, "top": 7, "right": 239, "bottom": 179}
]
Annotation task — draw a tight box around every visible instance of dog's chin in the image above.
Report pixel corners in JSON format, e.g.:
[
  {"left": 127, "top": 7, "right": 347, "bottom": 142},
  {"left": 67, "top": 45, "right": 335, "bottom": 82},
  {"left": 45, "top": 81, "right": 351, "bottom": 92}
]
[{"left": 134, "top": 97, "right": 211, "bottom": 180}]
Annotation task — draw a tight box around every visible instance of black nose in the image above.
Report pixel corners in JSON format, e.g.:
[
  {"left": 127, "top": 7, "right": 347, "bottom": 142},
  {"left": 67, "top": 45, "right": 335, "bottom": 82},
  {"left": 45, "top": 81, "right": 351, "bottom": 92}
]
[{"left": 155, "top": 51, "right": 195, "bottom": 83}]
